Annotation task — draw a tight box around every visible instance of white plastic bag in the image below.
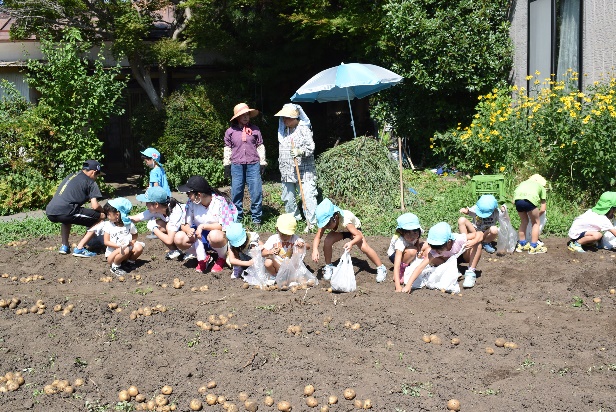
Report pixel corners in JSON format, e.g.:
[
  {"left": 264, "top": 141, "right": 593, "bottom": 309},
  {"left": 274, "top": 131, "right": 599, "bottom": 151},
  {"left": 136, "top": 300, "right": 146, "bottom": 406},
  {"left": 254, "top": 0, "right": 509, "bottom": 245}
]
[
  {"left": 600, "top": 231, "right": 616, "bottom": 250},
  {"left": 525, "top": 211, "right": 547, "bottom": 240},
  {"left": 330, "top": 250, "right": 356, "bottom": 293},
  {"left": 403, "top": 250, "right": 463, "bottom": 293},
  {"left": 243, "top": 247, "right": 270, "bottom": 288},
  {"left": 497, "top": 205, "right": 517, "bottom": 253},
  {"left": 275, "top": 245, "right": 318, "bottom": 289}
]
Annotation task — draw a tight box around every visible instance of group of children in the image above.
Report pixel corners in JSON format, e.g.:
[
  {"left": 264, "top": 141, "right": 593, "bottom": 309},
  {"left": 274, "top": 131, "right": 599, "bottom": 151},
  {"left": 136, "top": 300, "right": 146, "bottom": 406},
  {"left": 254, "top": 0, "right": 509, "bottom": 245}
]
[{"left": 61, "top": 143, "right": 616, "bottom": 292}]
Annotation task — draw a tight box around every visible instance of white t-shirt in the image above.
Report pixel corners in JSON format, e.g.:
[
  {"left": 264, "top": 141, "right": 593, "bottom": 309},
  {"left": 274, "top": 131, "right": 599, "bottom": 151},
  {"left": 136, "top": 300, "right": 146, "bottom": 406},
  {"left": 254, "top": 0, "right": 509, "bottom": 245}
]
[
  {"left": 467, "top": 205, "right": 499, "bottom": 231},
  {"left": 133, "top": 204, "right": 185, "bottom": 232},
  {"left": 103, "top": 221, "right": 137, "bottom": 256},
  {"left": 334, "top": 210, "right": 361, "bottom": 232},
  {"left": 185, "top": 197, "right": 224, "bottom": 227},
  {"left": 568, "top": 209, "right": 615, "bottom": 239},
  {"left": 387, "top": 234, "right": 417, "bottom": 256},
  {"left": 263, "top": 233, "right": 303, "bottom": 263}
]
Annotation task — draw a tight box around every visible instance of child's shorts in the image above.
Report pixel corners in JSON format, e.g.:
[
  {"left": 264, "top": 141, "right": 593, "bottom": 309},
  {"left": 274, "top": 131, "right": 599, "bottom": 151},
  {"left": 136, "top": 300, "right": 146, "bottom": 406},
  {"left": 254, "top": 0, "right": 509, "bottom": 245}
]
[
  {"left": 341, "top": 228, "right": 361, "bottom": 240},
  {"left": 514, "top": 199, "right": 536, "bottom": 212}
]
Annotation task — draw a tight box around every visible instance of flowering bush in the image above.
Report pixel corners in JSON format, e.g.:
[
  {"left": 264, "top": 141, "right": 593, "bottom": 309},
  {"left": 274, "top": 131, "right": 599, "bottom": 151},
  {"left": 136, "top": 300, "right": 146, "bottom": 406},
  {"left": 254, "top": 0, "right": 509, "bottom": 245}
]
[{"left": 432, "top": 71, "right": 616, "bottom": 197}]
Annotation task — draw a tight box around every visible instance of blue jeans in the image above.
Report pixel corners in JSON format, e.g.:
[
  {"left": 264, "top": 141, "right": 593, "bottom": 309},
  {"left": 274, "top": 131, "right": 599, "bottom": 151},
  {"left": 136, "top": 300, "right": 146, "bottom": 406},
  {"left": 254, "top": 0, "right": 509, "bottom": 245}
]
[{"left": 231, "top": 163, "right": 263, "bottom": 223}]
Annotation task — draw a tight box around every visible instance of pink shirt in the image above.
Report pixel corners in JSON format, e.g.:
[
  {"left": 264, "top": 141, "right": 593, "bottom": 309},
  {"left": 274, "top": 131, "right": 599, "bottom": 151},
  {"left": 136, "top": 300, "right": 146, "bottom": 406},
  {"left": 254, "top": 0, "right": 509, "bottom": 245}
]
[{"left": 429, "top": 233, "right": 467, "bottom": 259}]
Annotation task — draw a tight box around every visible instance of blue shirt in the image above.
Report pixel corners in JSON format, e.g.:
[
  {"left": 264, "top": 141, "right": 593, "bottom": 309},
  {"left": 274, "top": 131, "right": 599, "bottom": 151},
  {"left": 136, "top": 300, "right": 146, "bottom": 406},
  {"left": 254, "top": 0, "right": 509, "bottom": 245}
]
[{"left": 149, "top": 166, "right": 171, "bottom": 196}]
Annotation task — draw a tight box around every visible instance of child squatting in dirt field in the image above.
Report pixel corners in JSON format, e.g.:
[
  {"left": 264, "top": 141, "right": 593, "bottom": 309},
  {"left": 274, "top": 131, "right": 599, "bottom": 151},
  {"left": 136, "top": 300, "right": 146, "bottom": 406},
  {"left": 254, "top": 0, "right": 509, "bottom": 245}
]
[
  {"left": 262, "top": 214, "right": 307, "bottom": 278},
  {"left": 513, "top": 174, "right": 548, "bottom": 254},
  {"left": 101, "top": 198, "right": 144, "bottom": 276},
  {"left": 405, "top": 222, "right": 483, "bottom": 292},
  {"left": 130, "top": 186, "right": 186, "bottom": 261},
  {"left": 567, "top": 191, "right": 616, "bottom": 252},
  {"left": 458, "top": 194, "right": 504, "bottom": 254},
  {"left": 388, "top": 213, "right": 424, "bottom": 292},
  {"left": 312, "top": 198, "right": 387, "bottom": 283},
  {"left": 226, "top": 222, "right": 264, "bottom": 279}
]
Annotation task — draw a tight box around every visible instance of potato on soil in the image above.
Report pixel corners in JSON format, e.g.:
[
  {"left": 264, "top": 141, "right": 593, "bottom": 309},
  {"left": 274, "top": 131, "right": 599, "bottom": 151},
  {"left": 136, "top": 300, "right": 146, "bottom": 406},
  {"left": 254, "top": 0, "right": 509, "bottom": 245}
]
[
  {"left": 217, "top": 396, "right": 226, "bottom": 404},
  {"left": 486, "top": 347, "right": 495, "bottom": 355},
  {"left": 343, "top": 388, "right": 356, "bottom": 400},
  {"left": 306, "top": 396, "right": 318, "bottom": 407},
  {"left": 228, "top": 404, "right": 240, "bottom": 412},
  {"left": 304, "top": 384, "right": 315, "bottom": 396},
  {"left": 207, "top": 380, "right": 217, "bottom": 389},
  {"left": 353, "top": 399, "right": 363, "bottom": 409},
  {"left": 127, "top": 385, "right": 139, "bottom": 397},
  {"left": 320, "top": 407, "right": 329, "bottom": 412},
  {"left": 245, "top": 400, "right": 259, "bottom": 412},
  {"left": 135, "top": 393, "right": 146, "bottom": 402},
  {"left": 189, "top": 399, "right": 203, "bottom": 411},
  {"left": 362, "top": 399, "right": 372, "bottom": 409},
  {"left": 447, "top": 399, "right": 461, "bottom": 411},
  {"left": 328, "top": 395, "right": 338, "bottom": 405},
  {"left": 118, "top": 390, "right": 130, "bottom": 401},
  {"left": 156, "top": 394, "right": 169, "bottom": 406},
  {"left": 429, "top": 334, "right": 442, "bottom": 345},
  {"left": 421, "top": 335, "right": 431, "bottom": 343},
  {"left": 264, "top": 396, "right": 274, "bottom": 406},
  {"left": 238, "top": 392, "right": 249, "bottom": 402},
  {"left": 451, "top": 337, "right": 461, "bottom": 345},
  {"left": 494, "top": 338, "right": 506, "bottom": 347},
  {"left": 610, "top": 288, "right": 615, "bottom": 294},
  {"left": 593, "top": 297, "right": 601, "bottom": 303},
  {"left": 206, "top": 393, "right": 218, "bottom": 405},
  {"left": 161, "top": 385, "right": 173, "bottom": 395},
  {"left": 504, "top": 341, "right": 518, "bottom": 349},
  {"left": 73, "top": 378, "right": 84, "bottom": 387},
  {"left": 277, "top": 401, "right": 292, "bottom": 412}
]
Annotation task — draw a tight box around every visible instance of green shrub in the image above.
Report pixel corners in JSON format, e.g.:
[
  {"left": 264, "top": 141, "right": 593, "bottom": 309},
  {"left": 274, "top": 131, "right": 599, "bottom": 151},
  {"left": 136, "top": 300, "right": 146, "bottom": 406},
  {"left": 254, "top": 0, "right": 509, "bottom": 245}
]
[
  {"left": 129, "top": 102, "right": 166, "bottom": 150},
  {"left": 316, "top": 136, "right": 400, "bottom": 208},
  {"left": 164, "top": 155, "right": 225, "bottom": 190},
  {"left": 433, "top": 72, "right": 616, "bottom": 199},
  {"left": 0, "top": 169, "right": 58, "bottom": 215}
]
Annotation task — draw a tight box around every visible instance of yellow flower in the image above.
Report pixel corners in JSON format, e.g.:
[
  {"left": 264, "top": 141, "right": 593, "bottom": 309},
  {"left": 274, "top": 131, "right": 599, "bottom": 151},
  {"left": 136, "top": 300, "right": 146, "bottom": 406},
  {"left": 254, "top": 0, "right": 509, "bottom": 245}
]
[
  {"left": 499, "top": 166, "right": 505, "bottom": 172},
  {"left": 535, "top": 70, "right": 541, "bottom": 76},
  {"left": 560, "top": 144, "right": 565, "bottom": 148},
  {"left": 572, "top": 140, "right": 577, "bottom": 144},
  {"left": 485, "top": 163, "right": 490, "bottom": 168},
  {"left": 430, "top": 145, "right": 434, "bottom": 149},
  {"left": 526, "top": 75, "right": 533, "bottom": 81}
]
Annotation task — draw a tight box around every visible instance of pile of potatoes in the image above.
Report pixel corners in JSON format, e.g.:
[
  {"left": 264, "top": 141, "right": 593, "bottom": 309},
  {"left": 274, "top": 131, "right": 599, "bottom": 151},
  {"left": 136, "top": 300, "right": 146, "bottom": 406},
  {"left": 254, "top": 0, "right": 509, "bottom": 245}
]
[
  {"left": 107, "top": 302, "right": 123, "bottom": 313},
  {"left": 190, "top": 285, "right": 210, "bottom": 292},
  {"left": 172, "top": 278, "right": 185, "bottom": 289},
  {"left": 1, "top": 273, "right": 19, "bottom": 281},
  {"left": 43, "top": 377, "right": 84, "bottom": 395},
  {"left": 15, "top": 299, "right": 47, "bottom": 316},
  {"left": 118, "top": 385, "right": 178, "bottom": 411},
  {"left": 17, "top": 275, "right": 45, "bottom": 283},
  {"left": 344, "top": 321, "right": 361, "bottom": 330},
  {"left": 0, "top": 371, "right": 25, "bottom": 393},
  {"left": 52, "top": 303, "right": 75, "bottom": 316},
  {"left": 421, "top": 334, "right": 443, "bottom": 345},
  {"left": 129, "top": 305, "right": 167, "bottom": 320},
  {"left": 195, "top": 314, "right": 239, "bottom": 332},
  {"left": 100, "top": 276, "right": 116, "bottom": 283},
  {"left": 6, "top": 240, "right": 27, "bottom": 247},
  {"left": 486, "top": 338, "right": 518, "bottom": 354},
  {"left": 0, "top": 297, "right": 21, "bottom": 310}
]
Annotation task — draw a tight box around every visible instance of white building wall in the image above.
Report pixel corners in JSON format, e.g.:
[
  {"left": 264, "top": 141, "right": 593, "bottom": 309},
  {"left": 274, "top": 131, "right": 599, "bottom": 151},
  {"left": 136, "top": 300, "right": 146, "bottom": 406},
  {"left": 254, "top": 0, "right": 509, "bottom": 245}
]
[
  {"left": 582, "top": 0, "right": 616, "bottom": 89},
  {"left": 509, "top": 0, "right": 529, "bottom": 91}
]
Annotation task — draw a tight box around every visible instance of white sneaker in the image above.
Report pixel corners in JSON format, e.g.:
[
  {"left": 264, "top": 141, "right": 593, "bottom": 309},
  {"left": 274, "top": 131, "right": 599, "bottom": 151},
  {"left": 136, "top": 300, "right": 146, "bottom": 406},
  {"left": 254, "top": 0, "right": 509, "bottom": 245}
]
[
  {"left": 376, "top": 265, "right": 387, "bottom": 283},
  {"left": 462, "top": 270, "right": 476, "bottom": 288},
  {"left": 323, "top": 264, "right": 334, "bottom": 280}
]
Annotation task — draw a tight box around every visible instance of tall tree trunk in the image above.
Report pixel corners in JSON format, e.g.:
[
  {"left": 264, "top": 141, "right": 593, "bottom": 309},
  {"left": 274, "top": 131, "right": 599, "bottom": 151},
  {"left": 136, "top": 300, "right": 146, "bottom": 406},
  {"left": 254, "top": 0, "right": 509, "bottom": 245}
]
[
  {"left": 128, "top": 53, "right": 163, "bottom": 110},
  {"left": 159, "top": 64, "right": 168, "bottom": 100}
]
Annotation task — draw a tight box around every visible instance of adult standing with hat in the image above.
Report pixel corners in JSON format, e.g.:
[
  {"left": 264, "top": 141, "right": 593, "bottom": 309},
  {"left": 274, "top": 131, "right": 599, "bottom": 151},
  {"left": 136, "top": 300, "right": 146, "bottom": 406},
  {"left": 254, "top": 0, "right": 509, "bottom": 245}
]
[
  {"left": 223, "top": 103, "right": 267, "bottom": 228},
  {"left": 275, "top": 103, "right": 318, "bottom": 232},
  {"left": 45, "top": 160, "right": 107, "bottom": 257}
]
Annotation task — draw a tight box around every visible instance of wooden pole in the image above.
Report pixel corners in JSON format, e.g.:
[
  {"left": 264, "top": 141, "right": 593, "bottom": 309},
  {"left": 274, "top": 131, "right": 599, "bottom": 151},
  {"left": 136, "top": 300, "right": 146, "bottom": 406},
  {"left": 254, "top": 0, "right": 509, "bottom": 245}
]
[
  {"left": 398, "top": 135, "right": 404, "bottom": 210},
  {"left": 291, "top": 142, "right": 311, "bottom": 230}
]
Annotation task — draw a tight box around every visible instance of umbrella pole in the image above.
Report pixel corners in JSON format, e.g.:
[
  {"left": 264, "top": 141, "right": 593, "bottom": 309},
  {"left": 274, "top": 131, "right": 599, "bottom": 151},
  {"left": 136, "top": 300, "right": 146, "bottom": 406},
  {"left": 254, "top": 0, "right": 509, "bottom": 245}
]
[
  {"left": 346, "top": 89, "right": 357, "bottom": 138},
  {"left": 398, "top": 135, "right": 405, "bottom": 210}
]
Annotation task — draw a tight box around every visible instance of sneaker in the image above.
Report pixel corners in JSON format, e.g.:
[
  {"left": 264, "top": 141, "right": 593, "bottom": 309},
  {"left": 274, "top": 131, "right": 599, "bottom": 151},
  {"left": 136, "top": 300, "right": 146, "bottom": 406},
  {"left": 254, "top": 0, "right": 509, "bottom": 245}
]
[
  {"left": 482, "top": 242, "right": 496, "bottom": 254},
  {"left": 528, "top": 244, "right": 547, "bottom": 254},
  {"left": 568, "top": 241, "right": 585, "bottom": 253},
  {"left": 376, "top": 265, "right": 387, "bottom": 283},
  {"left": 58, "top": 245, "right": 70, "bottom": 255},
  {"left": 515, "top": 242, "right": 530, "bottom": 253},
  {"left": 146, "top": 232, "right": 158, "bottom": 239},
  {"left": 462, "top": 270, "right": 476, "bottom": 288},
  {"left": 537, "top": 239, "right": 545, "bottom": 247},
  {"left": 110, "top": 266, "right": 127, "bottom": 276},
  {"left": 231, "top": 265, "right": 243, "bottom": 279},
  {"left": 183, "top": 253, "right": 196, "bottom": 262},
  {"left": 323, "top": 264, "right": 334, "bottom": 280},
  {"left": 211, "top": 257, "right": 226, "bottom": 273},
  {"left": 195, "top": 258, "right": 210, "bottom": 273},
  {"left": 72, "top": 248, "right": 96, "bottom": 258},
  {"left": 165, "top": 250, "right": 183, "bottom": 260}
]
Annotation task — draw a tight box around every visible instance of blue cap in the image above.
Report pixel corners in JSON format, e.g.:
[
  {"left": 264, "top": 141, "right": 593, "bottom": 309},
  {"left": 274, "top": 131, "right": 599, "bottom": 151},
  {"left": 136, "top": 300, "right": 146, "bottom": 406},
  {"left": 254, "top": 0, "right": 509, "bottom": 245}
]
[
  {"left": 108, "top": 197, "right": 133, "bottom": 226},
  {"left": 226, "top": 222, "right": 247, "bottom": 247},
  {"left": 426, "top": 222, "right": 454, "bottom": 246},
  {"left": 475, "top": 194, "right": 498, "bottom": 218},
  {"left": 136, "top": 186, "right": 169, "bottom": 204},
  {"left": 396, "top": 213, "right": 422, "bottom": 231},
  {"left": 141, "top": 147, "right": 162, "bottom": 164},
  {"left": 316, "top": 198, "right": 342, "bottom": 228}
]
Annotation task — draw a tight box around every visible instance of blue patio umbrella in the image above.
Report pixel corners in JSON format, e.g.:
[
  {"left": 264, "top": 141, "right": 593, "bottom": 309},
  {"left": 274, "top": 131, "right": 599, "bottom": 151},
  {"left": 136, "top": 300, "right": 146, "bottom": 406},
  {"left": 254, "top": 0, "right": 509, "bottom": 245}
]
[{"left": 290, "top": 62, "right": 403, "bottom": 137}]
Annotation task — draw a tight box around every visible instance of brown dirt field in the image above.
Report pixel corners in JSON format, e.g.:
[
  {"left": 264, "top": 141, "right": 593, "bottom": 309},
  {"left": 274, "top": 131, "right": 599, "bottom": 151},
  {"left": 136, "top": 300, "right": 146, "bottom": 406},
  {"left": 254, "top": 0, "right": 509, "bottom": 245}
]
[{"left": 0, "top": 235, "right": 615, "bottom": 412}]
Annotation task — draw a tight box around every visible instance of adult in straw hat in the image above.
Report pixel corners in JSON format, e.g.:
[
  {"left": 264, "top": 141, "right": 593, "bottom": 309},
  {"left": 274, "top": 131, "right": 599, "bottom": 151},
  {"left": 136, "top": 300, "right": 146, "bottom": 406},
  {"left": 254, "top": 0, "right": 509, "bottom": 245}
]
[
  {"left": 275, "top": 103, "right": 318, "bottom": 232},
  {"left": 223, "top": 103, "right": 267, "bottom": 228}
]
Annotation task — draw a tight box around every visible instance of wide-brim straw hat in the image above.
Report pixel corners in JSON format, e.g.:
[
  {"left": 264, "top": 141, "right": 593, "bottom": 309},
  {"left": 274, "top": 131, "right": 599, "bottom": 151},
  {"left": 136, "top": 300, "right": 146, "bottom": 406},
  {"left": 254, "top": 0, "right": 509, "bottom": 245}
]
[
  {"left": 230, "top": 103, "right": 259, "bottom": 121},
  {"left": 274, "top": 104, "right": 300, "bottom": 119}
]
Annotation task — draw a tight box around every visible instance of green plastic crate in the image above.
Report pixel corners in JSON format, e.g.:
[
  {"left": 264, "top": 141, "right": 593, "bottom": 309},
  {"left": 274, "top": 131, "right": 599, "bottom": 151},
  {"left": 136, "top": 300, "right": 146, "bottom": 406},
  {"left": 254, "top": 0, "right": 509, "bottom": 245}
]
[{"left": 471, "top": 174, "right": 506, "bottom": 203}]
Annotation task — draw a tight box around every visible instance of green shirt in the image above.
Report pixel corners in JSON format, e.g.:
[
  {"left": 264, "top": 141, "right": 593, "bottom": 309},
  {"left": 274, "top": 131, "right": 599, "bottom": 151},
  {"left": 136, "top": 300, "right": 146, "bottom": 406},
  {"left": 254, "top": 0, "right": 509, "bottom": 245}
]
[{"left": 513, "top": 180, "right": 546, "bottom": 206}]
